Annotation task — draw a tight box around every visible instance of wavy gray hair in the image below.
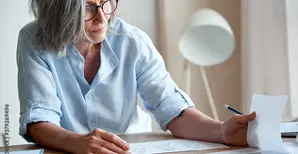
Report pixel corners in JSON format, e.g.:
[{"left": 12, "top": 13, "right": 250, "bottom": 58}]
[{"left": 29, "top": 0, "right": 85, "bottom": 54}]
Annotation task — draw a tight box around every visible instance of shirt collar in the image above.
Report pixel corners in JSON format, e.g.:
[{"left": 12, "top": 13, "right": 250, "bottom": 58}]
[
  {"left": 66, "top": 39, "right": 119, "bottom": 87},
  {"left": 95, "top": 39, "right": 119, "bottom": 86}
]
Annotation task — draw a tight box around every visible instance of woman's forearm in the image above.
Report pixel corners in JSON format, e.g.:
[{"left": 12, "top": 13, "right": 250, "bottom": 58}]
[
  {"left": 27, "top": 122, "right": 83, "bottom": 153},
  {"left": 167, "top": 108, "right": 224, "bottom": 143}
]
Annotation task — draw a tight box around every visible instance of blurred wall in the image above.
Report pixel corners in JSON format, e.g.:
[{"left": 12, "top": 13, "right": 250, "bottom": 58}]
[
  {"left": 0, "top": 0, "right": 34, "bottom": 146},
  {"left": 117, "top": 0, "right": 158, "bottom": 46},
  {"left": 241, "top": 0, "right": 298, "bottom": 119},
  {"left": 158, "top": 0, "right": 242, "bottom": 121}
]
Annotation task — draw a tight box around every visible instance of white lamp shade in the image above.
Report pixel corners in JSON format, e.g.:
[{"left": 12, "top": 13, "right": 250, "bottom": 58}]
[{"left": 179, "top": 8, "right": 235, "bottom": 66}]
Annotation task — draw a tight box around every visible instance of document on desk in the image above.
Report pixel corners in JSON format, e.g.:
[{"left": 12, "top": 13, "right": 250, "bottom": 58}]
[
  {"left": 129, "top": 139, "right": 228, "bottom": 154},
  {"left": 210, "top": 142, "right": 298, "bottom": 154},
  {"left": 209, "top": 148, "right": 259, "bottom": 154},
  {"left": 0, "top": 149, "right": 43, "bottom": 154},
  {"left": 247, "top": 94, "right": 289, "bottom": 153}
]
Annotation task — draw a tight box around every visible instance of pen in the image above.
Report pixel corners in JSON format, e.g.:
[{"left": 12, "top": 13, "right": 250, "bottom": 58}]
[{"left": 224, "top": 104, "right": 243, "bottom": 115}]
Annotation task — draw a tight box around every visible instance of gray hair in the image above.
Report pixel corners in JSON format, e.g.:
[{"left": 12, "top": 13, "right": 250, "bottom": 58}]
[{"left": 29, "top": 0, "right": 85, "bottom": 54}]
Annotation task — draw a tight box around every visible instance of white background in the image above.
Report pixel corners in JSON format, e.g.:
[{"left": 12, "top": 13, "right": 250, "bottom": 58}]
[{"left": 0, "top": 0, "right": 158, "bottom": 146}]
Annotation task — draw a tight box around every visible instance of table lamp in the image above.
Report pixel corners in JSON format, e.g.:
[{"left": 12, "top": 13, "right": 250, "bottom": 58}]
[{"left": 179, "top": 8, "right": 235, "bottom": 120}]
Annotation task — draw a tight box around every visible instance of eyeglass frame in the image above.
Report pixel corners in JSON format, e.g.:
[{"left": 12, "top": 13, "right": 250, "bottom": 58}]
[{"left": 85, "top": 0, "right": 119, "bottom": 21}]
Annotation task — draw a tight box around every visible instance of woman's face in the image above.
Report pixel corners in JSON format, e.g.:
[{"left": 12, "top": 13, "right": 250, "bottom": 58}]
[{"left": 84, "top": 0, "right": 112, "bottom": 43}]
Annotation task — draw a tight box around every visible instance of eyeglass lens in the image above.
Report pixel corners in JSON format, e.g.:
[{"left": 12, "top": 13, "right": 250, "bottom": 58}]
[{"left": 85, "top": 0, "right": 117, "bottom": 21}]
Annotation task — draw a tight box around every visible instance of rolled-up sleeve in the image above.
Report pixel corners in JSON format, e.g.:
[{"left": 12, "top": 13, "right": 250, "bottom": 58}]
[
  {"left": 16, "top": 29, "right": 62, "bottom": 142},
  {"left": 136, "top": 31, "right": 195, "bottom": 131}
]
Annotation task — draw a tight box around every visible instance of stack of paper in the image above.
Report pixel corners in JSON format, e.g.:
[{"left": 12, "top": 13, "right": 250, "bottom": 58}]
[
  {"left": 283, "top": 142, "right": 298, "bottom": 154},
  {"left": 280, "top": 122, "right": 298, "bottom": 137}
]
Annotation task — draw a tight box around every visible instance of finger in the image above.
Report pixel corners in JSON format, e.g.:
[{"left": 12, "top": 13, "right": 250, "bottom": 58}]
[
  {"left": 89, "top": 143, "right": 117, "bottom": 154},
  {"left": 99, "top": 139, "right": 129, "bottom": 154},
  {"left": 233, "top": 112, "right": 256, "bottom": 124},
  {"left": 95, "top": 146, "right": 117, "bottom": 154},
  {"left": 247, "top": 111, "right": 257, "bottom": 121},
  {"left": 102, "top": 131, "right": 129, "bottom": 151},
  {"left": 94, "top": 128, "right": 129, "bottom": 150}
]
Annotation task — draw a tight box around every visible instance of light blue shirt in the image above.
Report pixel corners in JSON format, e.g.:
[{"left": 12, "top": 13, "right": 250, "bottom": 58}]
[{"left": 17, "top": 17, "right": 194, "bottom": 142}]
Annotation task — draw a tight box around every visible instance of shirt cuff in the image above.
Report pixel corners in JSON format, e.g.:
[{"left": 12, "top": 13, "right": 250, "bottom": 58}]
[
  {"left": 19, "top": 105, "right": 61, "bottom": 142},
  {"left": 152, "top": 87, "right": 195, "bottom": 131}
]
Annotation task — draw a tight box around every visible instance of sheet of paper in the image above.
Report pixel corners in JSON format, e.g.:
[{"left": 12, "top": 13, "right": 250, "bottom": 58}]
[
  {"left": 247, "top": 94, "right": 289, "bottom": 153},
  {"left": 0, "top": 149, "right": 43, "bottom": 154},
  {"left": 212, "top": 149, "right": 288, "bottom": 154},
  {"left": 129, "top": 139, "right": 228, "bottom": 154},
  {"left": 211, "top": 142, "right": 298, "bottom": 154},
  {"left": 208, "top": 148, "right": 259, "bottom": 154}
]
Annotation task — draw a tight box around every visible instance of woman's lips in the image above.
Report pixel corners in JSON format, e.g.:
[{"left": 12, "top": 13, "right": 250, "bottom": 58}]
[{"left": 92, "top": 28, "right": 104, "bottom": 33}]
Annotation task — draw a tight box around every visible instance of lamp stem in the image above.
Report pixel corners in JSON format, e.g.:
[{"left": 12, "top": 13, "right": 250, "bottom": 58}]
[
  {"left": 185, "top": 61, "right": 192, "bottom": 96},
  {"left": 200, "top": 67, "right": 219, "bottom": 120}
]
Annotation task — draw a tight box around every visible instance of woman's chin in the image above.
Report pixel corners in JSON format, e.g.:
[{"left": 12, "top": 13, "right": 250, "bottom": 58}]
[{"left": 89, "top": 33, "right": 106, "bottom": 43}]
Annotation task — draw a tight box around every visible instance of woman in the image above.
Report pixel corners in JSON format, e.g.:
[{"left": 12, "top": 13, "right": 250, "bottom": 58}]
[{"left": 17, "top": 0, "right": 256, "bottom": 153}]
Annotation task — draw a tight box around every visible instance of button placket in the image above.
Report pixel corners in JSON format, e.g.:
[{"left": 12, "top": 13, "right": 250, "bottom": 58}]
[
  {"left": 86, "top": 91, "right": 97, "bottom": 131},
  {"left": 91, "top": 112, "right": 97, "bottom": 124}
]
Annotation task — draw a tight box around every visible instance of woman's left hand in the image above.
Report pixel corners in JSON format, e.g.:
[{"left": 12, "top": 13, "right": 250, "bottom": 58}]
[{"left": 220, "top": 112, "right": 256, "bottom": 146}]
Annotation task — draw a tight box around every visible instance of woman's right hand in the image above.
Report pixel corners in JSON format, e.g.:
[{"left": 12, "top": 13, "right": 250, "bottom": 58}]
[{"left": 74, "top": 128, "right": 130, "bottom": 154}]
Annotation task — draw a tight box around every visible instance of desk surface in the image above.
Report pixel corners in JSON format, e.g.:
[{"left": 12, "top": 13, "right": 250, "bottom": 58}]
[{"left": 1, "top": 132, "right": 296, "bottom": 154}]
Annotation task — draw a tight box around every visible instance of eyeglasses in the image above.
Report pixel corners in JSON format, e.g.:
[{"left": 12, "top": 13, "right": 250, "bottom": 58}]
[{"left": 85, "top": 0, "right": 118, "bottom": 21}]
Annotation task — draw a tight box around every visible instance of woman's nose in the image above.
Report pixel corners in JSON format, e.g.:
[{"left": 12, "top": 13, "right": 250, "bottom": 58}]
[{"left": 93, "top": 7, "right": 107, "bottom": 24}]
